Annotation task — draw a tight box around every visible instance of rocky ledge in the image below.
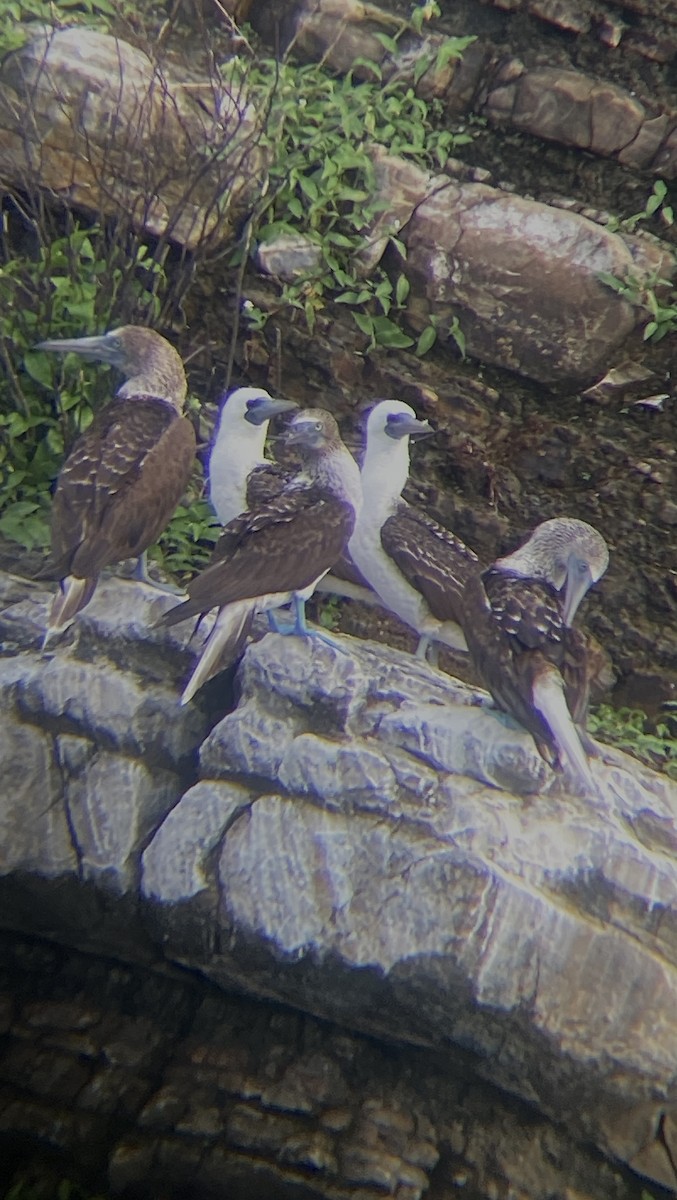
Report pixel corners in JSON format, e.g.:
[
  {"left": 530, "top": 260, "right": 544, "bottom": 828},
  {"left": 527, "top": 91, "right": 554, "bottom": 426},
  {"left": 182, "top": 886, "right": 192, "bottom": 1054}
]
[{"left": 1, "top": 568, "right": 677, "bottom": 1196}]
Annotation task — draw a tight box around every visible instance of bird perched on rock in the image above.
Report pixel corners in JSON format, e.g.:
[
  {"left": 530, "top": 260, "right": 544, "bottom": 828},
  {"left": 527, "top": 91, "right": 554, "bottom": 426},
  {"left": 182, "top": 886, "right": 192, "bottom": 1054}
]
[
  {"left": 347, "top": 399, "right": 479, "bottom": 661},
  {"left": 460, "top": 517, "right": 609, "bottom": 790},
  {"left": 34, "top": 325, "right": 196, "bottom": 641},
  {"left": 208, "top": 386, "right": 297, "bottom": 526},
  {"left": 158, "top": 409, "right": 362, "bottom": 704}
]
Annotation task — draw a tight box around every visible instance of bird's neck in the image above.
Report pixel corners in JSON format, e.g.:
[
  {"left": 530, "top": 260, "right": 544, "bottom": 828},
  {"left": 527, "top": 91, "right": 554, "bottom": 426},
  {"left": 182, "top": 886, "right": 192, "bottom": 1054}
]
[
  {"left": 314, "top": 445, "right": 362, "bottom": 516},
  {"left": 117, "top": 374, "right": 186, "bottom": 410},
  {"left": 210, "top": 420, "right": 269, "bottom": 525},
  {"left": 495, "top": 548, "right": 550, "bottom": 583},
  {"left": 360, "top": 436, "right": 409, "bottom": 517}
]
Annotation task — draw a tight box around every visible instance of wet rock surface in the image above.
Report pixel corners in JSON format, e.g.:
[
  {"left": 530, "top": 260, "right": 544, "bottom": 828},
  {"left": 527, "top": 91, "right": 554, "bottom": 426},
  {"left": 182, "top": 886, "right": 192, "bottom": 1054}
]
[{"left": 1, "top": 571, "right": 677, "bottom": 1194}]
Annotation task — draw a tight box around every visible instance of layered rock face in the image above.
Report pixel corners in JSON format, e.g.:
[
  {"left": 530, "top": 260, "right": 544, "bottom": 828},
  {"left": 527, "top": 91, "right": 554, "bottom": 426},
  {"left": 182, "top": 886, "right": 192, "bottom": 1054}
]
[{"left": 1, "top": 570, "right": 677, "bottom": 1197}]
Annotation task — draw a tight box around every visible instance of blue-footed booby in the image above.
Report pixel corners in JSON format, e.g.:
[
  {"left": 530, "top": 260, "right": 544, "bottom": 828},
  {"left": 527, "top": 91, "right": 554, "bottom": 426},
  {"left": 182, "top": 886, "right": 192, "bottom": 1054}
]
[
  {"left": 208, "top": 386, "right": 297, "bottom": 526},
  {"left": 34, "top": 326, "right": 196, "bottom": 640},
  {"left": 158, "top": 409, "right": 362, "bottom": 704},
  {"left": 461, "top": 517, "right": 609, "bottom": 789},
  {"left": 347, "top": 399, "right": 479, "bottom": 660}
]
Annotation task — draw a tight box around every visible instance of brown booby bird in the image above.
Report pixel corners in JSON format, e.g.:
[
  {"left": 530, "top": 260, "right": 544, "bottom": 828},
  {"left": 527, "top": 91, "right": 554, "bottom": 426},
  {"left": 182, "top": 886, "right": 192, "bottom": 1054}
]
[
  {"left": 34, "top": 326, "right": 196, "bottom": 639},
  {"left": 347, "top": 399, "right": 479, "bottom": 661},
  {"left": 460, "top": 517, "right": 609, "bottom": 789},
  {"left": 208, "top": 386, "right": 297, "bottom": 526},
  {"left": 158, "top": 409, "right": 362, "bottom": 704}
]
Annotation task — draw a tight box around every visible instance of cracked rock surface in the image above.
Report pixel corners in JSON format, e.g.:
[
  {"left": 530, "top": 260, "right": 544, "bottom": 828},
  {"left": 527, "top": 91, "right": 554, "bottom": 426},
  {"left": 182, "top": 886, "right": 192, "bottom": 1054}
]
[{"left": 1, "top": 571, "right": 677, "bottom": 1195}]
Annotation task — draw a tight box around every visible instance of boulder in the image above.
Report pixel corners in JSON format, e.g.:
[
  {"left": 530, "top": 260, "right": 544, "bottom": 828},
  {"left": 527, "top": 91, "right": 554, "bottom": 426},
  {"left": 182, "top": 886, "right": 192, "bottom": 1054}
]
[{"left": 0, "top": 571, "right": 676, "bottom": 1189}]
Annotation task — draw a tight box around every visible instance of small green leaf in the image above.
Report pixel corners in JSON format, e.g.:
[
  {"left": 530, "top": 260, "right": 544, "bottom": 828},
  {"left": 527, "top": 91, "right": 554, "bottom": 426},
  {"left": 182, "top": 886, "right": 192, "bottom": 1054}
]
[
  {"left": 395, "top": 274, "right": 410, "bottom": 305},
  {"left": 415, "top": 325, "right": 437, "bottom": 356},
  {"left": 371, "top": 315, "right": 415, "bottom": 348},
  {"left": 413, "top": 55, "right": 432, "bottom": 85},
  {"left": 22, "top": 350, "right": 55, "bottom": 391},
  {"left": 373, "top": 31, "right": 399, "bottom": 55},
  {"left": 598, "top": 272, "right": 628, "bottom": 294},
  {"left": 352, "top": 312, "right": 375, "bottom": 337},
  {"left": 388, "top": 236, "right": 407, "bottom": 260}
]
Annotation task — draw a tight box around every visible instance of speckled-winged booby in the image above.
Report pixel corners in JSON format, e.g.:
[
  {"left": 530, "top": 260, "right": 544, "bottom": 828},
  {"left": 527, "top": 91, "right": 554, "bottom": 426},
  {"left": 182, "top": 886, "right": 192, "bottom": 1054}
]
[
  {"left": 460, "top": 517, "right": 609, "bottom": 789},
  {"left": 347, "top": 399, "right": 479, "bottom": 659},
  {"left": 34, "top": 326, "right": 196, "bottom": 639},
  {"left": 158, "top": 409, "right": 362, "bottom": 704},
  {"left": 208, "top": 386, "right": 297, "bottom": 526}
]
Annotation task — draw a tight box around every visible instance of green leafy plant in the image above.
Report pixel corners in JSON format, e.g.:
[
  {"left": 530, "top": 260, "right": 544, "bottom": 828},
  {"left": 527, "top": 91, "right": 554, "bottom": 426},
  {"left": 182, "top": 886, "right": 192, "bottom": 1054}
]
[
  {"left": 315, "top": 594, "right": 343, "bottom": 631},
  {"left": 0, "top": 216, "right": 169, "bottom": 550},
  {"left": 149, "top": 496, "right": 221, "bottom": 581},
  {"left": 588, "top": 704, "right": 677, "bottom": 779},
  {"left": 606, "top": 179, "right": 674, "bottom": 234},
  {"left": 598, "top": 267, "right": 677, "bottom": 343},
  {"left": 230, "top": 27, "right": 476, "bottom": 354}
]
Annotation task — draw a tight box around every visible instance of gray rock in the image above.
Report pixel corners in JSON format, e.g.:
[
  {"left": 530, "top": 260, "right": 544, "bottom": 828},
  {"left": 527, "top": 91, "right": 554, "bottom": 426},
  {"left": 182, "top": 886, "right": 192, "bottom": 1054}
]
[
  {"left": 3, "top": 569, "right": 677, "bottom": 1190},
  {"left": 15, "top": 653, "right": 205, "bottom": 768},
  {"left": 63, "top": 750, "right": 181, "bottom": 892},
  {"left": 0, "top": 717, "right": 76, "bottom": 877},
  {"left": 142, "top": 780, "right": 252, "bottom": 903},
  {"left": 200, "top": 702, "right": 300, "bottom": 781},
  {"left": 378, "top": 699, "right": 552, "bottom": 793}
]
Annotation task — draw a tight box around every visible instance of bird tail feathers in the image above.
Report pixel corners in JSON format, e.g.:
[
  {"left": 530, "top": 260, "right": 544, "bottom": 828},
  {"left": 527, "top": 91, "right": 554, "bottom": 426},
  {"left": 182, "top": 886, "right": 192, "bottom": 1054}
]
[
  {"left": 180, "top": 600, "right": 255, "bottom": 705},
  {"left": 532, "top": 667, "right": 596, "bottom": 792},
  {"left": 43, "top": 575, "right": 97, "bottom": 646}
]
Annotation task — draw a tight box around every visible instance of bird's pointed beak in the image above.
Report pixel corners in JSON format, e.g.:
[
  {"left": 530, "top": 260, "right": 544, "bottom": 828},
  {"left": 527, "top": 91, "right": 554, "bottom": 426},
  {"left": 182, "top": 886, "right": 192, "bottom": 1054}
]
[
  {"left": 561, "top": 556, "right": 593, "bottom": 626},
  {"left": 34, "top": 334, "right": 120, "bottom": 364},
  {"left": 385, "top": 413, "right": 434, "bottom": 441},
  {"left": 246, "top": 396, "right": 298, "bottom": 425}
]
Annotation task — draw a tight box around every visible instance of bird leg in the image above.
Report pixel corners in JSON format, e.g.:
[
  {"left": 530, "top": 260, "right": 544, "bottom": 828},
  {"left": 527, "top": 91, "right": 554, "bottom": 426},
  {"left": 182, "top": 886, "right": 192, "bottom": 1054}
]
[
  {"left": 415, "top": 635, "right": 430, "bottom": 661},
  {"left": 415, "top": 634, "right": 440, "bottom": 667},
  {"left": 270, "top": 594, "right": 348, "bottom": 653},
  {"left": 267, "top": 608, "right": 294, "bottom": 634},
  {"left": 131, "top": 551, "right": 185, "bottom": 595}
]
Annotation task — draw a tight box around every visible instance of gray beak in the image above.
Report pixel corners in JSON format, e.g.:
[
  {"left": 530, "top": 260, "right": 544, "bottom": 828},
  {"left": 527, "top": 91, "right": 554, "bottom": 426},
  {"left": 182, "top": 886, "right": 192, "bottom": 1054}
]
[
  {"left": 246, "top": 396, "right": 298, "bottom": 425},
  {"left": 34, "top": 334, "right": 121, "bottom": 365},
  {"left": 385, "top": 413, "right": 434, "bottom": 441},
  {"left": 561, "top": 556, "right": 593, "bottom": 626}
]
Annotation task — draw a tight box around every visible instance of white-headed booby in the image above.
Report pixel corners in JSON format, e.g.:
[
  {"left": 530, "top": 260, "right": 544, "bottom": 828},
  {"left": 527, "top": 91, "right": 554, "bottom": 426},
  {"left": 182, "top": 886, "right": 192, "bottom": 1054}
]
[
  {"left": 460, "top": 517, "right": 609, "bottom": 789},
  {"left": 347, "top": 399, "right": 479, "bottom": 660},
  {"left": 208, "top": 386, "right": 297, "bottom": 526},
  {"left": 158, "top": 409, "right": 362, "bottom": 704},
  {"left": 34, "top": 326, "right": 196, "bottom": 640}
]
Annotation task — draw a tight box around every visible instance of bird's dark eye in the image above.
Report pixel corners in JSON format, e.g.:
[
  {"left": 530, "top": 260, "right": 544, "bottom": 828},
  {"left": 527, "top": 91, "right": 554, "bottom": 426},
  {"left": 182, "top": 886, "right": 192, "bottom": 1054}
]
[
  {"left": 111, "top": 336, "right": 123, "bottom": 350},
  {"left": 314, "top": 421, "right": 322, "bottom": 431}
]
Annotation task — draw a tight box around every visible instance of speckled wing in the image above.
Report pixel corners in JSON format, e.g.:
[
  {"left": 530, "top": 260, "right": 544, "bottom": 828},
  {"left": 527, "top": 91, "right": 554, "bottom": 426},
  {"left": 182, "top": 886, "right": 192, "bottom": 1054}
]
[
  {"left": 46, "top": 396, "right": 196, "bottom": 578},
  {"left": 245, "top": 461, "right": 290, "bottom": 509},
  {"left": 160, "top": 484, "right": 355, "bottom": 626},
  {"left": 208, "top": 461, "right": 292, "bottom": 567},
  {"left": 462, "top": 568, "right": 590, "bottom": 759},
  {"left": 380, "top": 501, "right": 479, "bottom": 623}
]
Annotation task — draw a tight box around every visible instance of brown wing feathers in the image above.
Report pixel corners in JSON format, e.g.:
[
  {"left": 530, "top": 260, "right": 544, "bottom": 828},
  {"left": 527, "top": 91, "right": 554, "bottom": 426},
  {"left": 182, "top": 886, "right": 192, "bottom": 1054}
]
[
  {"left": 381, "top": 503, "right": 478, "bottom": 625},
  {"left": 160, "top": 486, "right": 355, "bottom": 627},
  {"left": 463, "top": 569, "right": 590, "bottom": 765},
  {"left": 47, "top": 397, "right": 195, "bottom": 578}
]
